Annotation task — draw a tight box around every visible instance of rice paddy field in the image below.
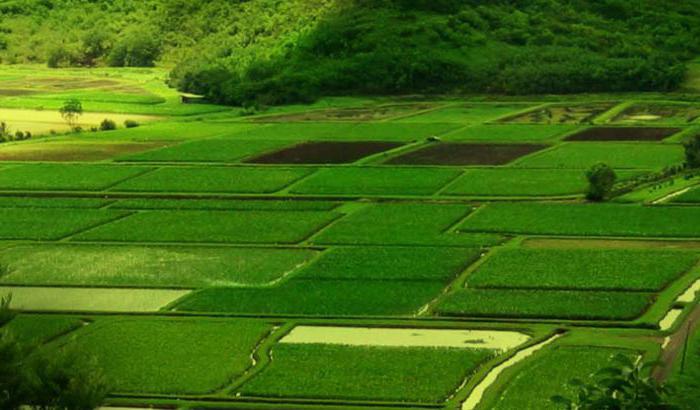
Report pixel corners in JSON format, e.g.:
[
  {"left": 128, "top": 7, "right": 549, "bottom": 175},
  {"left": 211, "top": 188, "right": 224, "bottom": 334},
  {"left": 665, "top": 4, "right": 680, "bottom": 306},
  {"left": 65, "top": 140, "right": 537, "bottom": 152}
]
[{"left": 1, "top": 66, "right": 700, "bottom": 410}]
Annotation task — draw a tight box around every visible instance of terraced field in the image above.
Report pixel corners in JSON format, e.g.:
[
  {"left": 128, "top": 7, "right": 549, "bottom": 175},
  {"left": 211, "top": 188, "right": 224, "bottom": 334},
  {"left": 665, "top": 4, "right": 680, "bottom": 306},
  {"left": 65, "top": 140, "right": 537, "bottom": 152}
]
[{"left": 1, "top": 67, "right": 699, "bottom": 410}]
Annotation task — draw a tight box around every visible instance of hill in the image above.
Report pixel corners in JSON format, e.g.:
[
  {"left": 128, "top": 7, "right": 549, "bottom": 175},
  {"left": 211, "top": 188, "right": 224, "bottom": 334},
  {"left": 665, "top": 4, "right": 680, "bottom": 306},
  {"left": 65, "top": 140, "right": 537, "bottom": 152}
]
[{"left": 1, "top": 0, "right": 700, "bottom": 105}]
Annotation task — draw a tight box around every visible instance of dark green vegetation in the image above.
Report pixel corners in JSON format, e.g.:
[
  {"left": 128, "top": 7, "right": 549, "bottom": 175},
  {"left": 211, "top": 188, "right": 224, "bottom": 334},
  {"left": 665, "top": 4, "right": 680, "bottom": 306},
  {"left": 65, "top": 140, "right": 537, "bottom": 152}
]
[
  {"left": 239, "top": 343, "right": 494, "bottom": 403},
  {"left": 173, "top": 280, "right": 446, "bottom": 316},
  {"left": 0, "top": 301, "right": 109, "bottom": 410},
  {"left": 436, "top": 289, "right": 653, "bottom": 320},
  {"left": 492, "top": 347, "right": 636, "bottom": 410},
  {"left": 3, "top": 1, "right": 700, "bottom": 105},
  {"left": 585, "top": 163, "right": 617, "bottom": 201}
]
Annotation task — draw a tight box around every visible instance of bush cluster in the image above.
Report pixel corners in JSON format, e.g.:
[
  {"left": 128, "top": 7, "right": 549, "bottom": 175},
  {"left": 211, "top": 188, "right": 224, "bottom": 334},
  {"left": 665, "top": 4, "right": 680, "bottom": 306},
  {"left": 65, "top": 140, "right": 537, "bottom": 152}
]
[{"left": 2, "top": 0, "right": 700, "bottom": 104}]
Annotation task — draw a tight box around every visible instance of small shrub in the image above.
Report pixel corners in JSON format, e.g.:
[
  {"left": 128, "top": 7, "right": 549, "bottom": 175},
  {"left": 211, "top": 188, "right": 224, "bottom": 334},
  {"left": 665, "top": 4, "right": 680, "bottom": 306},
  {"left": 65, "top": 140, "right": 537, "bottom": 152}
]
[
  {"left": 585, "top": 163, "right": 617, "bottom": 201},
  {"left": 14, "top": 131, "right": 23, "bottom": 140},
  {"left": 99, "top": 119, "right": 117, "bottom": 131},
  {"left": 684, "top": 134, "right": 700, "bottom": 168},
  {"left": 123, "top": 119, "right": 140, "bottom": 128}
]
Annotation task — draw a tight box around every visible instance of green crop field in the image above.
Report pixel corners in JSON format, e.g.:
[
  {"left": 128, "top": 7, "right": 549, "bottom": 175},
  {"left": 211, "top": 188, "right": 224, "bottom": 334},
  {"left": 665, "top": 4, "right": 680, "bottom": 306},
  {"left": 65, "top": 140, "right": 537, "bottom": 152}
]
[
  {"left": 290, "top": 167, "right": 462, "bottom": 196},
  {"left": 0, "top": 244, "right": 318, "bottom": 288},
  {"left": 459, "top": 203, "right": 700, "bottom": 237},
  {"left": 239, "top": 343, "right": 494, "bottom": 403},
  {"left": 514, "top": 143, "right": 684, "bottom": 169},
  {"left": 111, "top": 166, "right": 311, "bottom": 194},
  {"left": 466, "top": 248, "right": 698, "bottom": 291},
  {"left": 313, "top": 202, "right": 502, "bottom": 246},
  {"left": 2, "top": 54, "right": 700, "bottom": 410},
  {"left": 120, "top": 138, "right": 292, "bottom": 163},
  {"left": 443, "top": 124, "right": 577, "bottom": 142},
  {"left": 74, "top": 210, "right": 340, "bottom": 244},
  {"left": 0, "top": 164, "right": 152, "bottom": 191},
  {"left": 173, "top": 279, "right": 446, "bottom": 316},
  {"left": 60, "top": 318, "right": 272, "bottom": 394},
  {"left": 490, "top": 346, "right": 637, "bottom": 410},
  {"left": 5, "top": 315, "right": 84, "bottom": 343},
  {"left": 436, "top": 288, "right": 654, "bottom": 320},
  {"left": 294, "top": 246, "right": 480, "bottom": 282},
  {"left": 0, "top": 208, "right": 128, "bottom": 240},
  {"left": 443, "top": 168, "right": 643, "bottom": 197}
]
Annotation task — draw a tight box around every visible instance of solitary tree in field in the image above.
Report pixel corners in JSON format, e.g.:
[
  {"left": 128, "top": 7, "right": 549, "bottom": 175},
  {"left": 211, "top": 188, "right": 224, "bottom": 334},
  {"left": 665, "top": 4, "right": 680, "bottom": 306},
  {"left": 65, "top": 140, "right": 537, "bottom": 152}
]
[
  {"left": 684, "top": 134, "right": 700, "bottom": 168},
  {"left": 59, "top": 99, "right": 83, "bottom": 130},
  {"left": 586, "top": 163, "right": 617, "bottom": 201},
  {"left": 551, "top": 354, "right": 675, "bottom": 410}
]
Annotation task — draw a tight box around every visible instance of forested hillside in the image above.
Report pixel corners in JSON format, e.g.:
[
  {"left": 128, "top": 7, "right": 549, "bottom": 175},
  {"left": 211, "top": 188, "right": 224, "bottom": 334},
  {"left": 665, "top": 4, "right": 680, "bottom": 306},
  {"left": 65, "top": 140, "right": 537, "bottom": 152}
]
[{"left": 2, "top": 0, "right": 700, "bottom": 105}]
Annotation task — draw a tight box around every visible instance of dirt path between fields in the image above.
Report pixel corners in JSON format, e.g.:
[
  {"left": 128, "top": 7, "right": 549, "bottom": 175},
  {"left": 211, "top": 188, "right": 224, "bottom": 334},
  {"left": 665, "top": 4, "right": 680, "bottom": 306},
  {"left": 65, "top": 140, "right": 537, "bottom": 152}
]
[{"left": 653, "top": 302, "right": 700, "bottom": 381}]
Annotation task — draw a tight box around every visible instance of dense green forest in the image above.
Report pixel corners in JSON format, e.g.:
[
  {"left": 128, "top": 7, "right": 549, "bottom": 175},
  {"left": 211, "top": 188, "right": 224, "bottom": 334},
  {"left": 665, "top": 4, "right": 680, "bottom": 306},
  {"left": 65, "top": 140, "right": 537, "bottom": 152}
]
[{"left": 2, "top": 0, "right": 700, "bottom": 105}]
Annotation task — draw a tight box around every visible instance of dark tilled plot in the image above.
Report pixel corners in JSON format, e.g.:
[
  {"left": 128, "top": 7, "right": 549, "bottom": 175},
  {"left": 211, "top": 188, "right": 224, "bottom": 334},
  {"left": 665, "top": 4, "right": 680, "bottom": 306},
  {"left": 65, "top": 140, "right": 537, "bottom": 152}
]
[
  {"left": 0, "top": 89, "right": 38, "bottom": 96},
  {"left": 385, "top": 143, "right": 549, "bottom": 166},
  {"left": 244, "top": 141, "right": 403, "bottom": 164},
  {"left": 565, "top": 127, "right": 681, "bottom": 141}
]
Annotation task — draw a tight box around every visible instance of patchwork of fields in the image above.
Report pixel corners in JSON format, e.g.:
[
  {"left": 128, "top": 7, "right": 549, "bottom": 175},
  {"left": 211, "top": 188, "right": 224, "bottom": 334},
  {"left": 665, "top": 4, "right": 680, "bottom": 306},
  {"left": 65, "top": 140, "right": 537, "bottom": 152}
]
[{"left": 1, "top": 67, "right": 699, "bottom": 410}]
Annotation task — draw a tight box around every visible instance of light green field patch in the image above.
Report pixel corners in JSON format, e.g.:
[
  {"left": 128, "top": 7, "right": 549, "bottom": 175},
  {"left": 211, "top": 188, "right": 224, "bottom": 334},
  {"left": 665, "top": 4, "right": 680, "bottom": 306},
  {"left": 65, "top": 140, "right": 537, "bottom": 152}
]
[
  {"left": 443, "top": 124, "right": 576, "bottom": 142},
  {"left": 0, "top": 108, "right": 158, "bottom": 135},
  {"left": 280, "top": 326, "right": 530, "bottom": 351},
  {"left": 111, "top": 166, "right": 311, "bottom": 194},
  {"left": 0, "top": 164, "right": 152, "bottom": 191},
  {"left": 0, "top": 208, "right": 128, "bottom": 240},
  {"left": 0, "top": 244, "right": 318, "bottom": 288},
  {"left": 514, "top": 142, "right": 684, "bottom": 169},
  {"left": 74, "top": 210, "right": 340, "bottom": 244},
  {"left": 290, "top": 167, "right": 462, "bottom": 196},
  {"left": 0, "top": 140, "right": 172, "bottom": 161},
  {"left": 0, "top": 286, "right": 189, "bottom": 312},
  {"left": 120, "top": 138, "right": 291, "bottom": 162}
]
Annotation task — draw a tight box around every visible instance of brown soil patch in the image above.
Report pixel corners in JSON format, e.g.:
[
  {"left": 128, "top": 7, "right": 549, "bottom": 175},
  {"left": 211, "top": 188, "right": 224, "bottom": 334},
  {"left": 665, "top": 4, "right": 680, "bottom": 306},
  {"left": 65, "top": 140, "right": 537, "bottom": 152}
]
[
  {"left": 0, "top": 89, "right": 38, "bottom": 96},
  {"left": 6, "top": 77, "right": 122, "bottom": 91},
  {"left": 0, "top": 142, "right": 171, "bottom": 162},
  {"left": 252, "top": 103, "right": 435, "bottom": 122},
  {"left": 565, "top": 127, "right": 681, "bottom": 141},
  {"left": 523, "top": 238, "right": 700, "bottom": 250},
  {"left": 385, "top": 143, "right": 548, "bottom": 165},
  {"left": 245, "top": 141, "right": 403, "bottom": 164}
]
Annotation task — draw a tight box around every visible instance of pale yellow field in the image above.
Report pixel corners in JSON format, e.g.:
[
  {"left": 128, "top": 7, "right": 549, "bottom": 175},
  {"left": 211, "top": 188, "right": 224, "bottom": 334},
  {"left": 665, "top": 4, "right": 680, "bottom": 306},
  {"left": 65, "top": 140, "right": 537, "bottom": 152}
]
[
  {"left": 280, "top": 326, "right": 531, "bottom": 350},
  {"left": 0, "top": 108, "right": 159, "bottom": 134},
  {"left": 0, "top": 286, "right": 190, "bottom": 312}
]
